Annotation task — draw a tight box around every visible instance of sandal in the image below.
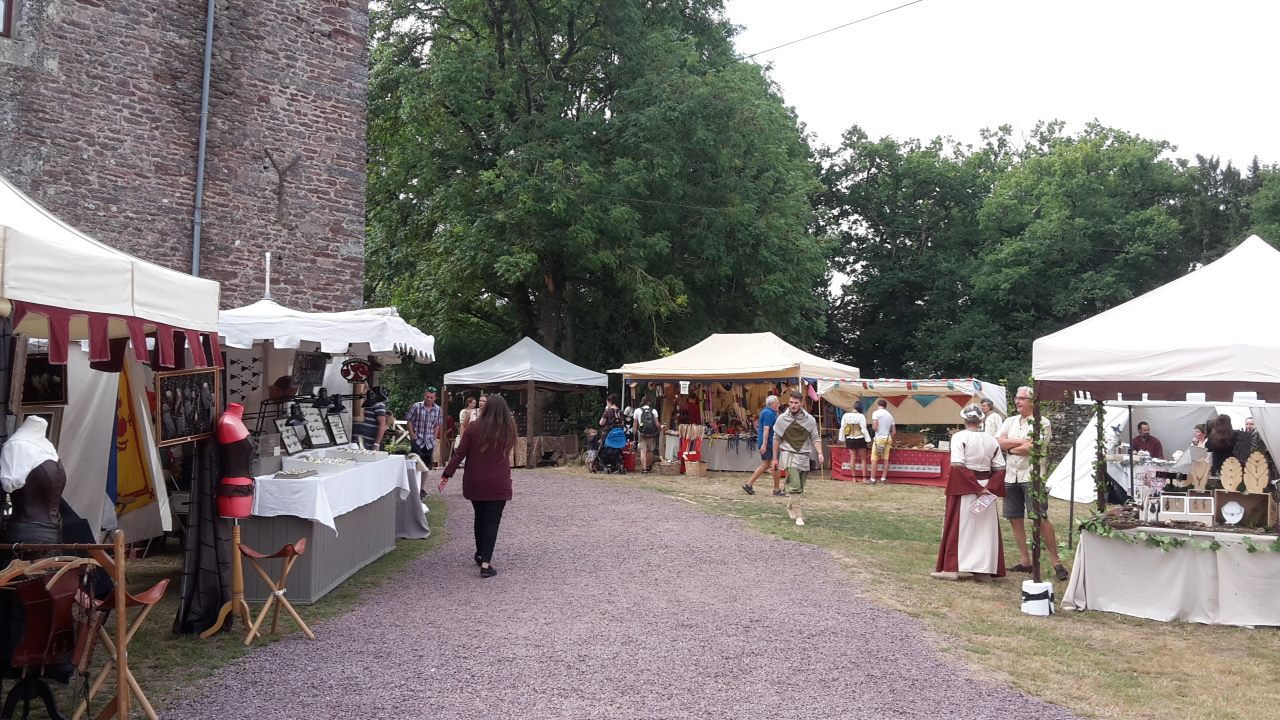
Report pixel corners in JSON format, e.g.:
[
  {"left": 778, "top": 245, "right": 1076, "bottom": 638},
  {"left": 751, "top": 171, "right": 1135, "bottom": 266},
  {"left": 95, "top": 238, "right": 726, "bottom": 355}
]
[{"left": 1010, "top": 563, "right": 1033, "bottom": 573}]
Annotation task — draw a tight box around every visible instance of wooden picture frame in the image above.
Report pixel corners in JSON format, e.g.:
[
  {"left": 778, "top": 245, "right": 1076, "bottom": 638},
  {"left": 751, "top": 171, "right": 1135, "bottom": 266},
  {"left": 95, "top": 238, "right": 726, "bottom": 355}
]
[
  {"left": 18, "top": 405, "right": 63, "bottom": 446},
  {"left": 21, "top": 353, "right": 68, "bottom": 406},
  {"left": 155, "top": 368, "right": 220, "bottom": 447},
  {"left": 327, "top": 413, "right": 348, "bottom": 445}
]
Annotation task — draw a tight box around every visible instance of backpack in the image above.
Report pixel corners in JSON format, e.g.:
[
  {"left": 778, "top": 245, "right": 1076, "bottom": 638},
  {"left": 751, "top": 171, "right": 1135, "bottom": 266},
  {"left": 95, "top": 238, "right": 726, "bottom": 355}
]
[{"left": 639, "top": 407, "right": 659, "bottom": 437}]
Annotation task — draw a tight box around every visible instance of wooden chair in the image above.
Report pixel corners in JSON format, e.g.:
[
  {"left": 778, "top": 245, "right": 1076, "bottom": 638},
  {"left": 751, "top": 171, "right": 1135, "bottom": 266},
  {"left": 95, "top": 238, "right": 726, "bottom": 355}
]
[
  {"left": 71, "top": 579, "right": 169, "bottom": 720},
  {"left": 241, "top": 539, "right": 315, "bottom": 645}
]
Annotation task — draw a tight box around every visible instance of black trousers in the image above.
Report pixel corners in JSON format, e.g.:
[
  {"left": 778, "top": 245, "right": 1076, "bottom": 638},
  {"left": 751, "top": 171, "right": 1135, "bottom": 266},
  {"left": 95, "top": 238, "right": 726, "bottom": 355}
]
[{"left": 472, "top": 500, "right": 507, "bottom": 564}]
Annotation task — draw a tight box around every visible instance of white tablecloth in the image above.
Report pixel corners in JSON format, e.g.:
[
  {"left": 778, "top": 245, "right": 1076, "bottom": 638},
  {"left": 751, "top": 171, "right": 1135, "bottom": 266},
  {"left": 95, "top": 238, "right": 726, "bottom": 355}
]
[
  {"left": 252, "top": 455, "right": 409, "bottom": 534},
  {"left": 1062, "top": 525, "right": 1280, "bottom": 626}
]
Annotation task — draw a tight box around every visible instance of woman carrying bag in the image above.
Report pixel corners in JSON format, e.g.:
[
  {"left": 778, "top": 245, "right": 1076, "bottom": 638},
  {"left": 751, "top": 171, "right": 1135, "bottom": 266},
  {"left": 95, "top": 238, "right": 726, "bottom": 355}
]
[{"left": 439, "top": 394, "right": 516, "bottom": 578}]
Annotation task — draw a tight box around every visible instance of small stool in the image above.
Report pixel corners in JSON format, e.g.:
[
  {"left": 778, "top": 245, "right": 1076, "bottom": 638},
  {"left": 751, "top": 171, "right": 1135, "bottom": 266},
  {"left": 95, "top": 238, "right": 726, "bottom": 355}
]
[
  {"left": 241, "top": 538, "right": 315, "bottom": 645},
  {"left": 72, "top": 579, "right": 169, "bottom": 720}
]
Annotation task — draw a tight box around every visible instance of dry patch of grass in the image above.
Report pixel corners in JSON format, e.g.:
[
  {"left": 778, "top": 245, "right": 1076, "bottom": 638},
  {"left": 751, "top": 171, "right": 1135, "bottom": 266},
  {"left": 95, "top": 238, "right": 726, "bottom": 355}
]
[{"left": 564, "top": 466, "right": 1280, "bottom": 720}]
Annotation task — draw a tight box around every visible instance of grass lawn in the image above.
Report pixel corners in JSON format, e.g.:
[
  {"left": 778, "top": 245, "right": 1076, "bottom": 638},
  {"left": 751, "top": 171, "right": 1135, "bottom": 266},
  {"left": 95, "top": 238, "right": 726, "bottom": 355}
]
[
  {"left": 43, "top": 495, "right": 447, "bottom": 717},
  {"left": 562, "top": 465, "right": 1280, "bottom": 720}
]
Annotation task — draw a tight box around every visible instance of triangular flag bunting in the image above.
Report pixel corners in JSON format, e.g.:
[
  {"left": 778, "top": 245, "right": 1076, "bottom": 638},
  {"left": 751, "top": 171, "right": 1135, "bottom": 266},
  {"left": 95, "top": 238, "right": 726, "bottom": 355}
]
[
  {"left": 914, "top": 394, "right": 940, "bottom": 407},
  {"left": 947, "top": 394, "right": 972, "bottom": 406},
  {"left": 885, "top": 395, "right": 908, "bottom": 407}
]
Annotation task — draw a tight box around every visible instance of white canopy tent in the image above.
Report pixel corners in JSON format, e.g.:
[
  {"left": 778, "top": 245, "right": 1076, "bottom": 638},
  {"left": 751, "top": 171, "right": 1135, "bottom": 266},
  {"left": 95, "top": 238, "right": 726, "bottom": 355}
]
[
  {"left": 444, "top": 337, "right": 606, "bottom": 388},
  {"left": 611, "top": 332, "right": 859, "bottom": 381},
  {"left": 817, "top": 378, "right": 1007, "bottom": 425},
  {"left": 1, "top": 173, "right": 224, "bottom": 541},
  {"left": 0, "top": 174, "right": 220, "bottom": 336},
  {"left": 1034, "top": 235, "right": 1280, "bottom": 403},
  {"left": 219, "top": 298, "right": 435, "bottom": 362}
]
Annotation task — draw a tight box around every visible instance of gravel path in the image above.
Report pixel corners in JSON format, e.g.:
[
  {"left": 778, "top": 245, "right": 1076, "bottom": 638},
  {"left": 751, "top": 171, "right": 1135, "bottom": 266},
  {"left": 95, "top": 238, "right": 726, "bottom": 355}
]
[{"left": 167, "top": 470, "right": 1077, "bottom": 719}]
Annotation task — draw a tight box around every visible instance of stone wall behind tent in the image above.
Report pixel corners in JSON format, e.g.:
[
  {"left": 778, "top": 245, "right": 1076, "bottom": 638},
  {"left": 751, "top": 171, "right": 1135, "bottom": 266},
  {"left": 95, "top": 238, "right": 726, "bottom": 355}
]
[{"left": 0, "top": 0, "right": 368, "bottom": 311}]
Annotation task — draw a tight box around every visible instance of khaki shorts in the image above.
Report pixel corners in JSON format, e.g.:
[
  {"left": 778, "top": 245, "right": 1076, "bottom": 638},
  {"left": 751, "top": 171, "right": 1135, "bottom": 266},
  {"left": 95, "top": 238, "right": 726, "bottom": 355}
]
[
  {"left": 638, "top": 435, "right": 657, "bottom": 455},
  {"left": 871, "top": 436, "right": 893, "bottom": 460}
]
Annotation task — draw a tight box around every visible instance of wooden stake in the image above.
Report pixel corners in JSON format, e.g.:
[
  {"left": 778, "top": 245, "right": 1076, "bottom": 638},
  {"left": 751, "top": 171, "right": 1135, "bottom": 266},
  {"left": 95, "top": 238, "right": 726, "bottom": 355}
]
[{"left": 114, "top": 530, "right": 129, "bottom": 720}]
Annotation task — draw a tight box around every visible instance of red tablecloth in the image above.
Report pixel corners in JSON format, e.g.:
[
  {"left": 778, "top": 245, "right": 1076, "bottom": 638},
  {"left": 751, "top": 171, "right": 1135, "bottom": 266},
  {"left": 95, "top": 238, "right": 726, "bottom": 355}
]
[{"left": 831, "top": 446, "right": 949, "bottom": 487}]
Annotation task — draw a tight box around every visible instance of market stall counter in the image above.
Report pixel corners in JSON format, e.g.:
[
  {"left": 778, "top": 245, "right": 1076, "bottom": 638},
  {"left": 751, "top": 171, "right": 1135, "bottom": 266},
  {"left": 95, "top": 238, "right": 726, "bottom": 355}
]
[
  {"left": 830, "top": 446, "right": 950, "bottom": 487},
  {"left": 661, "top": 432, "right": 763, "bottom": 472},
  {"left": 243, "top": 450, "right": 409, "bottom": 603},
  {"left": 1062, "top": 524, "right": 1280, "bottom": 626}
]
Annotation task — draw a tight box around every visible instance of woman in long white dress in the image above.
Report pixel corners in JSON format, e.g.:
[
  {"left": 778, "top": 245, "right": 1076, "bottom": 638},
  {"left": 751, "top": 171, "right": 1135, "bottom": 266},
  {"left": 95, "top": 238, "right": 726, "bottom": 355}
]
[{"left": 934, "top": 404, "right": 1007, "bottom": 580}]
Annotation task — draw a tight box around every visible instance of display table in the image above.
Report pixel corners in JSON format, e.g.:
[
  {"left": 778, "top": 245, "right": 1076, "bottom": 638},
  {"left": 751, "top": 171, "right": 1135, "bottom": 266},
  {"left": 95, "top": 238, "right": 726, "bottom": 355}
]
[
  {"left": 243, "top": 454, "right": 409, "bottom": 603},
  {"left": 830, "top": 446, "right": 949, "bottom": 487},
  {"left": 661, "top": 433, "right": 762, "bottom": 472},
  {"left": 1061, "top": 525, "right": 1280, "bottom": 626}
]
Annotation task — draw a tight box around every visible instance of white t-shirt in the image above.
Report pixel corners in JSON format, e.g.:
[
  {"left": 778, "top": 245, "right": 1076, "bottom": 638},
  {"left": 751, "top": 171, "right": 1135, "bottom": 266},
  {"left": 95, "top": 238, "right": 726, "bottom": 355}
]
[
  {"left": 998, "top": 414, "right": 1051, "bottom": 484},
  {"left": 872, "top": 408, "right": 895, "bottom": 438},
  {"left": 983, "top": 413, "right": 1002, "bottom": 437},
  {"left": 950, "top": 429, "right": 1006, "bottom": 472},
  {"left": 838, "top": 411, "right": 869, "bottom": 442}
]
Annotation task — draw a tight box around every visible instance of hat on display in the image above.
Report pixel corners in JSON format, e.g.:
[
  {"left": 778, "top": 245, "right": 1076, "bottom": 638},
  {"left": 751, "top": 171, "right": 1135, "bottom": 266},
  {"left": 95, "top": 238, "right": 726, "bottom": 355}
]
[
  {"left": 960, "top": 404, "right": 985, "bottom": 424},
  {"left": 311, "top": 387, "right": 331, "bottom": 408},
  {"left": 329, "top": 393, "right": 347, "bottom": 415},
  {"left": 366, "top": 386, "right": 389, "bottom": 404}
]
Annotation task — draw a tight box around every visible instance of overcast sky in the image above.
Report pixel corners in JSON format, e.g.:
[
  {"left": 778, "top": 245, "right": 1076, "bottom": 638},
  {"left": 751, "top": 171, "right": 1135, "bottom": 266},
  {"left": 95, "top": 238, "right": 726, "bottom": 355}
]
[{"left": 725, "top": 0, "right": 1278, "bottom": 167}]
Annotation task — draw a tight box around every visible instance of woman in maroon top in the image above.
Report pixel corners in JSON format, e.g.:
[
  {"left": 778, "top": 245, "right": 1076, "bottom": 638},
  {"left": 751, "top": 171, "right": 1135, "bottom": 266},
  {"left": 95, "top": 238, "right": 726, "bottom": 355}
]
[{"left": 440, "top": 394, "right": 516, "bottom": 578}]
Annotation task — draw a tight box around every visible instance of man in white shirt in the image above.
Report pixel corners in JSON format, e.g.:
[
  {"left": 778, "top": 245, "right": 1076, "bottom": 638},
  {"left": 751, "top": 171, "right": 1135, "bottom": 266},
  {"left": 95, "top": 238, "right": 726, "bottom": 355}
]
[
  {"left": 996, "top": 386, "right": 1068, "bottom": 581},
  {"left": 980, "top": 399, "right": 1002, "bottom": 437},
  {"left": 869, "top": 399, "right": 895, "bottom": 483}
]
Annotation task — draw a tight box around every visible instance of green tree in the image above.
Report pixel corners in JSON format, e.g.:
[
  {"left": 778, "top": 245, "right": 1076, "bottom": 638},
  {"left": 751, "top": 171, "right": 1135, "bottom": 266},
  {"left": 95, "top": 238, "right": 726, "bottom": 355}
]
[
  {"left": 973, "top": 123, "right": 1185, "bottom": 380},
  {"left": 367, "top": 0, "right": 826, "bottom": 375}
]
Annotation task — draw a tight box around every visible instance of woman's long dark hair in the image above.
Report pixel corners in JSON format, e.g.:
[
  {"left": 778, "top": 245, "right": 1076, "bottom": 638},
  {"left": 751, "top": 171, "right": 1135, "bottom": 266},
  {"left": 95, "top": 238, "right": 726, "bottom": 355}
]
[
  {"left": 1206, "top": 413, "right": 1236, "bottom": 451},
  {"left": 468, "top": 393, "right": 517, "bottom": 456}
]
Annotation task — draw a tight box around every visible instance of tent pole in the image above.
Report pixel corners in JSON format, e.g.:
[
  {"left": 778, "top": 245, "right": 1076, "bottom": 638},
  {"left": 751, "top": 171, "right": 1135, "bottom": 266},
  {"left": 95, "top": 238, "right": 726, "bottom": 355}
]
[
  {"left": 1126, "top": 404, "right": 1135, "bottom": 500},
  {"left": 527, "top": 379, "right": 537, "bottom": 468},
  {"left": 1068, "top": 433, "right": 1076, "bottom": 550}
]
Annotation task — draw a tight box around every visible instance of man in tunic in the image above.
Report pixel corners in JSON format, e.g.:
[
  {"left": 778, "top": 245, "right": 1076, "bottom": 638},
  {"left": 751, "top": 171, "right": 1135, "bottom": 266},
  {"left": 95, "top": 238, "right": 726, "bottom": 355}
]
[
  {"left": 772, "top": 390, "right": 824, "bottom": 526},
  {"left": 935, "top": 405, "right": 1006, "bottom": 580}
]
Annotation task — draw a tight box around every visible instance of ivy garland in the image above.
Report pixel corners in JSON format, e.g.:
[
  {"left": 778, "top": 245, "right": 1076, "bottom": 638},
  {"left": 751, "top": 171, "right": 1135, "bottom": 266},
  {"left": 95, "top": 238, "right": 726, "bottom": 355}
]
[
  {"left": 1093, "top": 401, "right": 1107, "bottom": 511},
  {"left": 1078, "top": 514, "right": 1280, "bottom": 553}
]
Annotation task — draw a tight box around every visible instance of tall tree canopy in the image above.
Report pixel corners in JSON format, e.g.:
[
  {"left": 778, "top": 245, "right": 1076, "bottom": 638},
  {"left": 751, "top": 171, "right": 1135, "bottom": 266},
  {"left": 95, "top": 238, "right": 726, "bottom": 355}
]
[{"left": 367, "top": 0, "right": 826, "bottom": 375}]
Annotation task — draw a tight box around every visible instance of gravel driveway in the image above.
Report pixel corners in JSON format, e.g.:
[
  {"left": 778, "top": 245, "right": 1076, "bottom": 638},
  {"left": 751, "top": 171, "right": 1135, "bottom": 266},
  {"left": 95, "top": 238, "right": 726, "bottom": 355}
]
[{"left": 168, "top": 469, "right": 1077, "bottom": 719}]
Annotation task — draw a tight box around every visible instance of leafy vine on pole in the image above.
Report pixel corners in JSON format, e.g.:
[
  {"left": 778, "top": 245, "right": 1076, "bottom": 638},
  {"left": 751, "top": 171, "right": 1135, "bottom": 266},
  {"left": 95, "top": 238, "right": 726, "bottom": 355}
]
[
  {"left": 1094, "top": 400, "right": 1107, "bottom": 512},
  {"left": 1028, "top": 380, "right": 1047, "bottom": 585}
]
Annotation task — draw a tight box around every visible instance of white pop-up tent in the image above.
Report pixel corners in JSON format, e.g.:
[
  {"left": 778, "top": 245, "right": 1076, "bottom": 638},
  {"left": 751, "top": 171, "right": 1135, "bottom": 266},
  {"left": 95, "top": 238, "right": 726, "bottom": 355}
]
[
  {"left": 611, "top": 332, "right": 859, "bottom": 381},
  {"left": 1034, "top": 235, "right": 1280, "bottom": 403},
  {"left": 219, "top": 298, "right": 435, "bottom": 362},
  {"left": 444, "top": 337, "right": 607, "bottom": 389},
  {"left": 817, "top": 377, "right": 1007, "bottom": 425},
  {"left": 1, "top": 173, "right": 224, "bottom": 541}
]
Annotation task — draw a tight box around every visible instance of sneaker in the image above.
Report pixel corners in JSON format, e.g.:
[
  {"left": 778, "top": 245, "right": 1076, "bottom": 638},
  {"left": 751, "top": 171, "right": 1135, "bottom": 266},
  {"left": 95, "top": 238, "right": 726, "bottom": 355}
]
[
  {"left": 772, "top": 490, "right": 787, "bottom": 497},
  {"left": 795, "top": 518, "right": 805, "bottom": 526},
  {"left": 742, "top": 483, "right": 755, "bottom": 495},
  {"left": 1054, "top": 563, "right": 1070, "bottom": 582},
  {"left": 879, "top": 477, "right": 888, "bottom": 484}
]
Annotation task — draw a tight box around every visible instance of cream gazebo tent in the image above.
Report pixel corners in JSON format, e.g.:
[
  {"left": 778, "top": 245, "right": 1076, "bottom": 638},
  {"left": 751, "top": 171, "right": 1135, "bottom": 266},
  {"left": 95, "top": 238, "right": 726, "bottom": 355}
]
[{"left": 612, "top": 332, "right": 859, "bottom": 382}]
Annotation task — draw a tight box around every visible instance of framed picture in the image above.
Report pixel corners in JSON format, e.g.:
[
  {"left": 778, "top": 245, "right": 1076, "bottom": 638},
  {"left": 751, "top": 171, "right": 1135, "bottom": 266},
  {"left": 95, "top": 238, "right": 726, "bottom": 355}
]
[
  {"left": 18, "top": 405, "right": 63, "bottom": 446},
  {"left": 21, "top": 353, "right": 67, "bottom": 406},
  {"left": 279, "top": 424, "right": 304, "bottom": 455},
  {"left": 291, "top": 351, "right": 329, "bottom": 394},
  {"left": 156, "top": 368, "right": 220, "bottom": 447},
  {"left": 327, "top": 414, "right": 348, "bottom": 445}
]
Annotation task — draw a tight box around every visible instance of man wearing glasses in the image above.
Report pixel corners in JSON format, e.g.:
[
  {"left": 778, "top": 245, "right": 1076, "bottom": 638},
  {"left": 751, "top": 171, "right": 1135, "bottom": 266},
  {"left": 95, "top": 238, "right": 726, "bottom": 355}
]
[
  {"left": 407, "top": 386, "right": 444, "bottom": 469},
  {"left": 997, "top": 386, "right": 1068, "bottom": 581}
]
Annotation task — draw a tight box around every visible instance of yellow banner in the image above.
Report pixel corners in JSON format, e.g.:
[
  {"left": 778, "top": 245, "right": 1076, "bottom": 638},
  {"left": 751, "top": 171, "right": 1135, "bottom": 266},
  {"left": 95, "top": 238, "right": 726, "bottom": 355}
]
[{"left": 115, "top": 369, "right": 156, "bottom": 517}]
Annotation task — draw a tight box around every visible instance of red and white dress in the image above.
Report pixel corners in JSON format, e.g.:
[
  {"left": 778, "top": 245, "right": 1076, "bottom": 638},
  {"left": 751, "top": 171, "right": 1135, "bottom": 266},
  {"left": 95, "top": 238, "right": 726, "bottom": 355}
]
[{"left": 936, "top": 429, "right": 1007, "bottom": 576}]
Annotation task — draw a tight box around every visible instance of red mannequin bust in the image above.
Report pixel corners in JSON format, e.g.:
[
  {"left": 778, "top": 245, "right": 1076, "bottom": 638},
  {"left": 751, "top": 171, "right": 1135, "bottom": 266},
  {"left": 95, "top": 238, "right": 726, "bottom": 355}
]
[{"left": 216, "top": 403, "right": 255, "bottom": 519}]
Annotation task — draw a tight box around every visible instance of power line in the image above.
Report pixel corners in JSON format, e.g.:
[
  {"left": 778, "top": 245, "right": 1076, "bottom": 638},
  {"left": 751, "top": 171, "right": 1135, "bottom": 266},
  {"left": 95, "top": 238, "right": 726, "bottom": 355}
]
[{"left": 617, "top": 0, "right": 929, "bottom": 98}]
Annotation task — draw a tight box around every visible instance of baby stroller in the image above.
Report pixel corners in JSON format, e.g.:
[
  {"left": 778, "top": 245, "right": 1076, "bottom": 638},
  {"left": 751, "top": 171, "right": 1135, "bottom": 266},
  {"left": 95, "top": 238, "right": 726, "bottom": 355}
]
[{"left": 592, "top": 426, "right": 628, "bottom": 474}]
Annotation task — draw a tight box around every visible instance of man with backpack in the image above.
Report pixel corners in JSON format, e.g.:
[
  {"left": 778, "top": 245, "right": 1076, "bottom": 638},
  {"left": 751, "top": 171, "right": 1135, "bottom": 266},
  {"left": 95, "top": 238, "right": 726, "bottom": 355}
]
[{"left": 633, "top": 395, "right": 662, "bottom": 473}]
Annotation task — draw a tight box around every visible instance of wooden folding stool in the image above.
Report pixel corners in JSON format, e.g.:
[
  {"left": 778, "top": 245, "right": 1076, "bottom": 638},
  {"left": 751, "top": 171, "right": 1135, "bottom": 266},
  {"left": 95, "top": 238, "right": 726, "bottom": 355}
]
[
  {"left": 241, "top": 538, "right": 316, "bottom": 645},
  {"left": 72, "top": 579, "right": 169, "bottom": 720}
]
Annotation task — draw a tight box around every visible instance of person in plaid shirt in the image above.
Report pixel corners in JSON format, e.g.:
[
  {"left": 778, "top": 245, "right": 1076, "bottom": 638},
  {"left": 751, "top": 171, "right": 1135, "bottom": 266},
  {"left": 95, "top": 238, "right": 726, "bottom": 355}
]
[{"left": 407, "top": 386, "right": 444, "bottom": 468}]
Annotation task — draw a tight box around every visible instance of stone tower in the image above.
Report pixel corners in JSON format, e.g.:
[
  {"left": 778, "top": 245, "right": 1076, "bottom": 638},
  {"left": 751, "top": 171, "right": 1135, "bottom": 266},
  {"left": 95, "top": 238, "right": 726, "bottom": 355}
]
[{"left": 0, "top": 0, "right": 368, "bottom": 311}]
